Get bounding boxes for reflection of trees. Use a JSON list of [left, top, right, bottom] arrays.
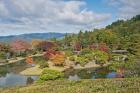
[[94, 67, 109, 78], [65, 67, 110, 79], [64, 69, 75, 78], [0, 67, 9, 77], [77, 69, 94, 79], [26, 77, 34, 85], [8, 62, 28, 74]]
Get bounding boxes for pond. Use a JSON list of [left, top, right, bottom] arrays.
[[0, 61, 39, 88], [0, 61, 121, 88]]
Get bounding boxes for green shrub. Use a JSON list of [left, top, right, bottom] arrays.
[[0, 67, 8, 77], [33, 56, 49, 68], [65, 50, 73, 57], [84, 54, 94, 61], [33, 56, 47, 62], [109, 61, 125, 71], [76, 56, 88, 66], [38, 69, 64, 82], [94, 50, 109, 66], [0, 52, 6, 59], [80, 48, 92, 55], [69, 56, 75, 61], [39, 62, 49, 69]]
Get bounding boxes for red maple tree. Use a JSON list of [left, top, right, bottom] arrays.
[[10, 39, 31, 52]]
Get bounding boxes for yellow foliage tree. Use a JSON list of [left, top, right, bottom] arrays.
[[31, 39, 42, 49], [50, 52, 65, 66]]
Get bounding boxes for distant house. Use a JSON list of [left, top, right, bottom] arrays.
[[112, 50, 128, 54], [112, 50, 128, 62], [73, 51, 81, 55]]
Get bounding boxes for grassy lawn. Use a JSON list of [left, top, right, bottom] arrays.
[[20, 65, 43, 75], [1, 78, 140, 93]]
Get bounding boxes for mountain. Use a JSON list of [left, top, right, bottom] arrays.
[[0, 32, 66, 42]]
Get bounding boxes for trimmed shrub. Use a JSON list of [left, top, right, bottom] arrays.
[[69, 56, 75, 61], [80, 48, 92, 55], [0, 52, 6, 60], [38, 69, 64, 82], [94, 50, 109, 66], [65, 50, 73, 57], [39, 62, 49, 69], [76, 56, 88, 66]]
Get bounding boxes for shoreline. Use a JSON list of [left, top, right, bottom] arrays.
[[0, 54, 43, 66], [20, 63, 109, 76]]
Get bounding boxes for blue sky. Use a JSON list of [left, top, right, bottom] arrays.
[[0, 0, 140, 36]]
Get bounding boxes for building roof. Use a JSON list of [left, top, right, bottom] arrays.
[[112, 50, 128, 53]]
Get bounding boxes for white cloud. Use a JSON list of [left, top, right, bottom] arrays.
[[107, 0, 140, 19], [0, 1, 9, 17], [0, 0, 111, 36]]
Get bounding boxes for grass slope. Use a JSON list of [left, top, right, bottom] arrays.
[[1, 78, 140, 93]]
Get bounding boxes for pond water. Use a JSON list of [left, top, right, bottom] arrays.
[[0, 61, 120, 88], [0, 61, 39, 88], [65, 67, 119, 80]]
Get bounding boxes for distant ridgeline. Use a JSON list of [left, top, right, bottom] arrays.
[[0, 33, 66, 42]]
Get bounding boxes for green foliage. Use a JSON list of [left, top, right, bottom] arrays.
[[109, 61, 125, 71], [109, 55, 140, 78], [80, 48, 92, 55], [84, 53, 94, 61], [94, 50, 109, 66], [39, 61, 49, 69], [38, 69, 64, 82], [33, 56, 48, 68], [60, 15, 140, 56], [65, 50, 73, 57], [0, 52, 6, 59], [69, 56, 75, 61], [75, 56, 88, 66], [0, 67, 8, 77]]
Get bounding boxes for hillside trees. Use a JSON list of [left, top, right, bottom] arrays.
[[11, 39, 31, 52], [31, 39, 42, 51], [10, 39, 31, 56], [37, 41, 56, 51]]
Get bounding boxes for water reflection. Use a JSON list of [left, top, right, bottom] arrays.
[[65, 67, 119, 80], [69, 75, 80, 80], [107, 72, 117, 78], [0, 67, 9, 77], [0, 73, 38, 87], [26, 77, 34, 85], [0, 61, 38, 88]]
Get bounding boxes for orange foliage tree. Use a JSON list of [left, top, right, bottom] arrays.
[[44, 50, 65, 66], [26, 56, 34, 64], [50, 52, 65, 66], [38, 41, 57, 51]]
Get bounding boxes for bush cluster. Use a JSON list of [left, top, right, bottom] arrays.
[[38, 69, 64, 83]]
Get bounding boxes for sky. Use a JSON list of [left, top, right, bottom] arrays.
[[0, 0, 140, 36]]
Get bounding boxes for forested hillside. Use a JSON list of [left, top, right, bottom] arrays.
[[62, 15, 140, 56]]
